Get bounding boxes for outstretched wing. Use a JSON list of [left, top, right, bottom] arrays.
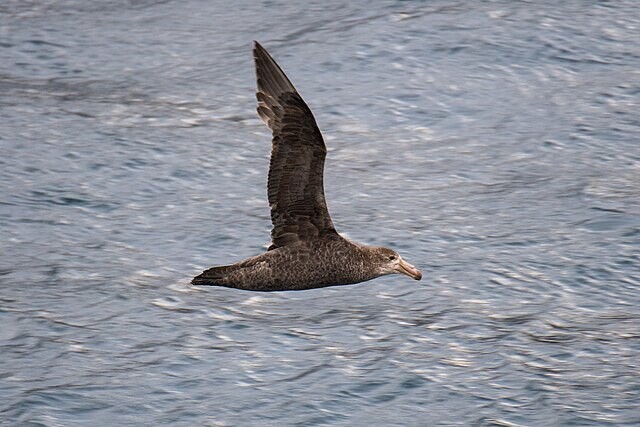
[[253, 41, 338, 248]]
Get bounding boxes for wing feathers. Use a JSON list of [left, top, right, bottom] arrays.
[[254, 42, 297, 96], [253, 41, 337, 248]]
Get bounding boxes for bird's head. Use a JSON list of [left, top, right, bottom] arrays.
[[372, 247, 422, 281]]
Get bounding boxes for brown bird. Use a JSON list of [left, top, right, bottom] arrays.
[[192, 41, 421, 291]]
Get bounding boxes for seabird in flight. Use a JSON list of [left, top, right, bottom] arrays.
[[192, 41, 421, 291]]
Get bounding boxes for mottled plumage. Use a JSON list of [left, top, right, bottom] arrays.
[[192, 41, 421, 291]]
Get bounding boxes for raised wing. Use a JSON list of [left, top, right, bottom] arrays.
[[253, 41, 337, 248]]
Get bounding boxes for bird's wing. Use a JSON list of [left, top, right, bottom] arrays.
[[253, 41, 338, 248]]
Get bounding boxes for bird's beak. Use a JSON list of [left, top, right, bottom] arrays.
[[396, 258, 422, 281]]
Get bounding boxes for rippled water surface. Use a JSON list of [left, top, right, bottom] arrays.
[[2, 1, 640, 425]]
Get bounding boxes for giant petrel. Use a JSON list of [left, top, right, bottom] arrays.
[[192, 42, 421, 291]]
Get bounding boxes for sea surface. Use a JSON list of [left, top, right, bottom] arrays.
[[1, 1, 639, 425]]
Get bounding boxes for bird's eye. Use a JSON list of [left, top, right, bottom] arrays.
[[389, 255, 396, 261]]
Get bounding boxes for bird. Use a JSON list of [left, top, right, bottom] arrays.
[[191, 41, 421, 291]]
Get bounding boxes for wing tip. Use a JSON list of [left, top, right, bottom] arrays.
[[253, 41, 297, 96], [253, 40, 267, 60]]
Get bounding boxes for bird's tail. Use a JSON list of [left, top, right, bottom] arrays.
[[191, 264, 236, 286]]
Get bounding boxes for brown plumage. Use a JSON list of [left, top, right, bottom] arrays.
[[192, 41, 421, 291]]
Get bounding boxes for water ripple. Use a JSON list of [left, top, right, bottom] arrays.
[[1, 0, 639, 425]]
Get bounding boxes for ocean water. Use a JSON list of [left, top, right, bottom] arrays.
[[1, 1, 639, 425]]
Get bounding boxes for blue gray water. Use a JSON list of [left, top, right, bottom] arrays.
[[2, 1, 639, 425]]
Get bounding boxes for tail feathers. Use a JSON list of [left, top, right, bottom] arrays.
[[191, 265, 236, 286]]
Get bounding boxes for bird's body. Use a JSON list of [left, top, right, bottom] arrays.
[[192, 42, 421, 291], [194, 238, 395, 291]]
